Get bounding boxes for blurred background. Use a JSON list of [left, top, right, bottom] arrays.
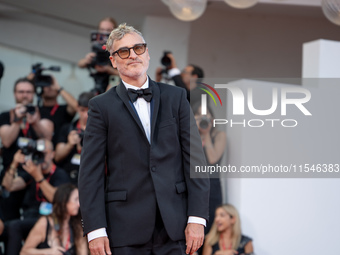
[[1, 0, 340, 108]]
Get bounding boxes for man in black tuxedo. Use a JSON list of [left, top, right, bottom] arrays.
[[78, 23, 210, 255]]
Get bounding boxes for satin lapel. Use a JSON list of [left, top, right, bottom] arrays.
[[149, 80, 160, 143], [116, 82, 146, 137]]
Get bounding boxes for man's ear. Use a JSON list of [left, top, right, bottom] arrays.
[[109, 56, 117, 68]]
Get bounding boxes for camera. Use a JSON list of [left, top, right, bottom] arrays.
[[159, 51, 172, 79], [91, 43, 110, 67], [90, 72, 110, 95], [24, 104, 36, 115], [17, 137, 46, 165], [88, 31, 111, 94], [75, 128, 85, 146], [90, 31, 110, 67], [199, 116, 211, 130], [32, 63, 61, 87], [161, 51, 172, 67], [75, 128, 84, 141]]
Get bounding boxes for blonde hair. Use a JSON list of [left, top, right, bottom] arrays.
[[205, 204, 242, 250], [106, 23, 145, 53], [98, 17, 117, 30]]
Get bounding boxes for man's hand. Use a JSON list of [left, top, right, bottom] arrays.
[[85, 52, 96, 65], [49, 246, 66, 255], [185, 223, 204, 255], [88, 236, 111, 255], [22, 159, 43, 181], [14, 104, 27, 120], [26, 107, 40, 125], [50, 76, 61, 92], [68, 130, 81, 146], [13, 149, 26, 166], [166, 53, 177, 69]]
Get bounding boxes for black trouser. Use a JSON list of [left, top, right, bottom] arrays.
[[111, 207, 186, 255], [5, 218, 37, 255]]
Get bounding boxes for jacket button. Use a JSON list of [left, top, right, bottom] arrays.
[[151, 166, 156, 172]]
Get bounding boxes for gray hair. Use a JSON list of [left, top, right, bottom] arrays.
[[106, 23, 145, 53]]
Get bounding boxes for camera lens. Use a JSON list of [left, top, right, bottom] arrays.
[[31, 151, 45, 165], [199, 117, 210, 130], [25, 104, 36, 115], [161, 51, 171, 67]]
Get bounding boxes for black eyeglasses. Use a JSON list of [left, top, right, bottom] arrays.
[[111, 43, 147, 59]]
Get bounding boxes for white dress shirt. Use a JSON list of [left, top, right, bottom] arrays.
[[123, 78, 151, 143]]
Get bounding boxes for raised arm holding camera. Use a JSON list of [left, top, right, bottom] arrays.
[[0, 78, 53, 174], [78, 17, 119, 94], [27, 64, 78, 146], [55, 92, 95, 185], [78, 17, 117, 71], [0, 78, 53, 149], [155, 52, 205, 106], [38, 75, 78, 146]]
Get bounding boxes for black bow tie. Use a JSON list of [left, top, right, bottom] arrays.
[[127, 87, 153, 102]]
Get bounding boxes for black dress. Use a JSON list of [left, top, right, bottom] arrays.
[[212, 235, 252, 254], [37, 217, 76, 255]]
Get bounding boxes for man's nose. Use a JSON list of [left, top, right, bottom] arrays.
[[128, 48, 138, 59]]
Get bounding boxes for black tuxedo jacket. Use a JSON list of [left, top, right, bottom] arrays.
[[78, 78, 209, 247]]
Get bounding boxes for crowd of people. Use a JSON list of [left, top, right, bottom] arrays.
[[0, 74, 94, 254], [0, 20, 254, 255]]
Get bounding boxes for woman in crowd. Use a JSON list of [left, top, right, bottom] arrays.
[[193, 102, 227, 234], [202, 204, 254, 255], [20, 183, 87, 255]]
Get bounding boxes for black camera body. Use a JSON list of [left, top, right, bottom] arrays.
[[32, 63, 61, 87], [88, 31, 112, 94], [90, 31, 110, 67], [24, 104, 36, 115], [17, 137, 46, 165], [199, 116, 211, 130], [74, 127, 84, 140], [161, 51, 172, 67], [91, 43, 110, 67], [75, 128, 85, 147]]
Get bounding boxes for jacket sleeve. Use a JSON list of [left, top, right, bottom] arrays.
[[78, 98, 108, 235], [178, 88, 210, 221]]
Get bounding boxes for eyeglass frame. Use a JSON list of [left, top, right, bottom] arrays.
[[111, 43, 147, 59]]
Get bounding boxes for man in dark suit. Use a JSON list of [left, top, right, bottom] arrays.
[[78, 23, 210, 255]]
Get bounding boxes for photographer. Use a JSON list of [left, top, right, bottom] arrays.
[[37, 75, 78, 146], [193, 102, 226, 238], [1, 139, 70, 255], [155, 53, 205, 106], [78, 17, 119, 93], [54, 92, 95, 185], [78, 17, 117, 72], [0, 78, 53, 222]]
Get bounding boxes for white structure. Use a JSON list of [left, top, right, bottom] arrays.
[[221, 39, 340, 255]]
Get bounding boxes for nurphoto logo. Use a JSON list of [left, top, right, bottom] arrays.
[[199, 82, 312, 128]]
